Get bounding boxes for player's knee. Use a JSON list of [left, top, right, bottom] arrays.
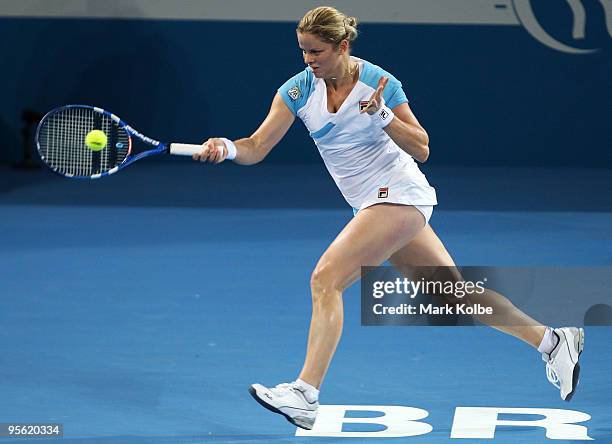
[[310, 264, 343, 301]]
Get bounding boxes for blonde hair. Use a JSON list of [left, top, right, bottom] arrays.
[[297, 6, 358, 47]]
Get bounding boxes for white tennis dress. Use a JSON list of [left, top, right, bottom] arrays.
[[279, 56, 437, 219]]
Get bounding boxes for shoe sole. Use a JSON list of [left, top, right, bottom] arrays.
[[564, 327, 584, 402], [248, 386, 313, 430]]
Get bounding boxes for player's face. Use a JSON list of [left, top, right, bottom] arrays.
[[297, 32, 345, 78]]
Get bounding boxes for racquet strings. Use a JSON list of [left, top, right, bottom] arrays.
[[38, 107, 130, 177]]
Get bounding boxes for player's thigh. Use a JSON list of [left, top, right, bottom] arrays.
[[313, 204, 426, 291], [388, 224, 464, 285], [390, 224, 455, 267]]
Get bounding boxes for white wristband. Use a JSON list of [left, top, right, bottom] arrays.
[[372, 105, 394, 129], [219, 137, 237, 160]]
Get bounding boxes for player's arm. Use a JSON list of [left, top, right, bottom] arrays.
[[383, 103, 430, 163], [361, 76, 430, 163], [193, 93, 295, 165]]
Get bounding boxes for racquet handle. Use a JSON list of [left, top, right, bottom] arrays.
[[169, 143, 204, 156], [169, 143, 225, 157]]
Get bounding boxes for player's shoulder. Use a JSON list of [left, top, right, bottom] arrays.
[[356, 57, 408, 108], [278, 67, 317, 115], [357, 57, 402, 89]]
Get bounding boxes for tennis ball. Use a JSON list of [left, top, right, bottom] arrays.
[[85, 130, 107, 151]]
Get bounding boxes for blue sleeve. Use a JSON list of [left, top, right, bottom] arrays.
[[360, 61, 409, 109], [278, 69, 315, 116], [384, 78, 408, 109]]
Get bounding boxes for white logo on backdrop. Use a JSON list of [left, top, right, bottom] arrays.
[[512, 0, 612, 54]]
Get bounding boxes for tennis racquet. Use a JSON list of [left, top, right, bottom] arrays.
[[35, 104, 208, 179]]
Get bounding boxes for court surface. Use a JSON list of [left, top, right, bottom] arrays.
[[1, 163, 611, 443]]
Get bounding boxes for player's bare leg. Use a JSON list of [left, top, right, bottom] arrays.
[[388, 224, 546, 346], [250, 204, 427, 429], [298, 204, 427, 387], [388, 225, 584, 400]]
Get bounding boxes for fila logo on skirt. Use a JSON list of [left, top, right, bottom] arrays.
[[378, 187, 389, 198]]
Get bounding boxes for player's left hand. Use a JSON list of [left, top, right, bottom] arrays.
[[360, 76, 389, 115]]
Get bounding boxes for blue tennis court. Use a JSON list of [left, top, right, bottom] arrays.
[[1, 163, 610, 443], [1, 1, 611, 441]]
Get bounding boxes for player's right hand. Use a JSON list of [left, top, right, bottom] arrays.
[[360, 76, 389, 115], [193, 138, 227, 163]]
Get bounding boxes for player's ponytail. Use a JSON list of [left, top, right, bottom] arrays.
[[343, 16, 358, 43]]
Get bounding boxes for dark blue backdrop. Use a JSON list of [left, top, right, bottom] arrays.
[[1, 16, 610, 167]]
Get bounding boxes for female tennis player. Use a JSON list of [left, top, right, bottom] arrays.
[[193, 6, 584, 430]]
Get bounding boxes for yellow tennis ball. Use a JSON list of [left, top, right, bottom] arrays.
[[85, 130, 107, 151]]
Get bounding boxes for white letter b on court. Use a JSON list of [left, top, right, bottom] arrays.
[[295, 405, 432, 438], [450, 407, 593, 440]]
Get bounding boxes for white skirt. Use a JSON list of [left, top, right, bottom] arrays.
[[351, 157, 437, 223]]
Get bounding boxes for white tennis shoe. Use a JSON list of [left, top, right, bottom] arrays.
[[542, 327, 584, 401], [249, 381, 318, 430]]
